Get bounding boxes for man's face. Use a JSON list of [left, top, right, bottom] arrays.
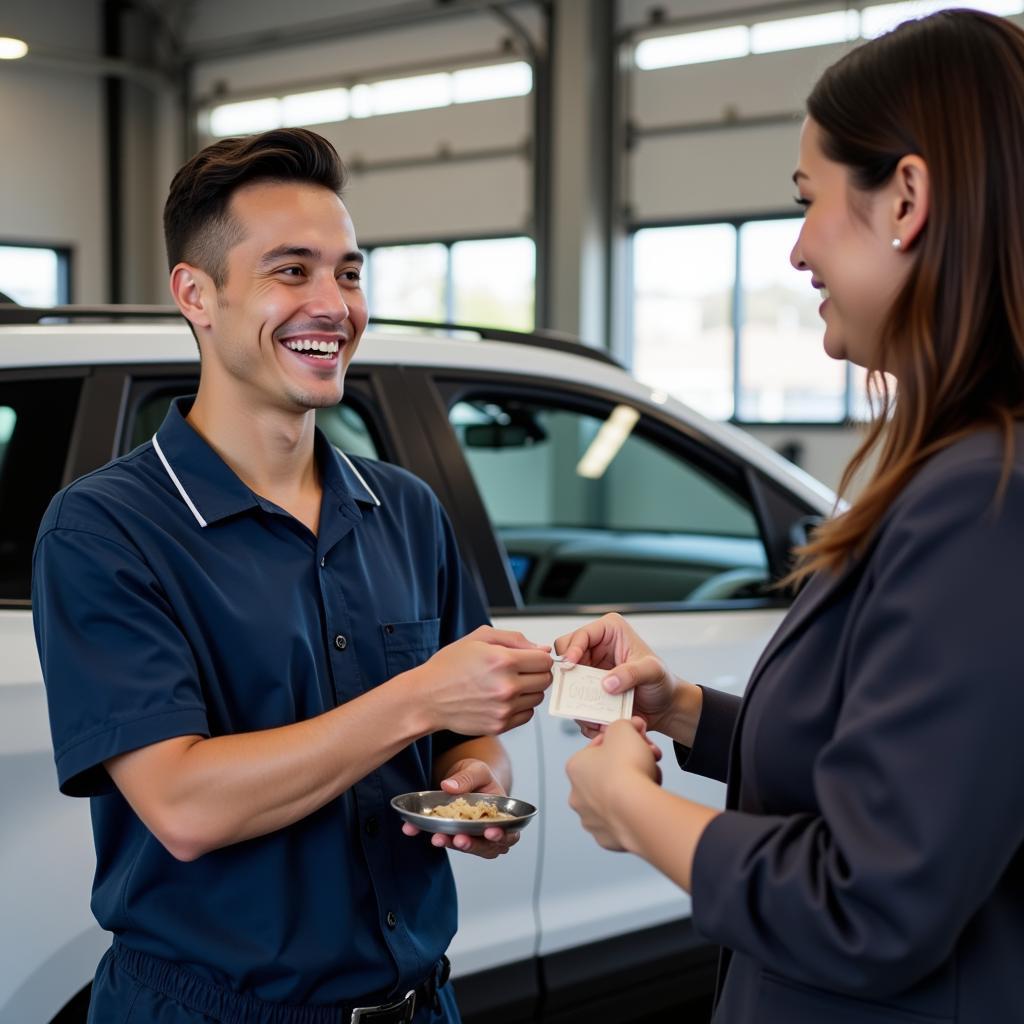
[[200, 181, 368, 413]]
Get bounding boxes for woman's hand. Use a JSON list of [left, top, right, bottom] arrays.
[[566, 718, 662, 851], [401, 757, 521, 859], [554, 613, 697, 741]]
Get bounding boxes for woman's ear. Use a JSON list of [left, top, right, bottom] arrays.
[[891, 154, 930, 250], [169, 263, 215, 332]]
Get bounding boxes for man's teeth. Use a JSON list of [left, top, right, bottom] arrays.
[[819, 287, 830, 300], [283, 338, 339, 357]]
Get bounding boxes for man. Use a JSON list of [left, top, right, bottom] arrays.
[[32, 128, 552, 1023]]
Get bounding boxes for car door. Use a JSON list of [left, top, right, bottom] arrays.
[[418, 371, 816, 974]]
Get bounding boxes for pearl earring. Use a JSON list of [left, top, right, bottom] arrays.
[[891, 238, 902, 249]]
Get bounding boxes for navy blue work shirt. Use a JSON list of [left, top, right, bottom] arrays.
[[32, 397, 489, 1006]]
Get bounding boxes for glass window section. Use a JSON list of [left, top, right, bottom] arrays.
[[368, 243, 448, 323], [450, 394, 768, 606], [0, 378, 83, 601], [737, 218, 845, 422], [0, 245, 64, 306], [451, 237, 535, 331], [632, 224, 737, 420]]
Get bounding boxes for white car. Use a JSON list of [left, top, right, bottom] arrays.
[[0, 306, 834, 1024]]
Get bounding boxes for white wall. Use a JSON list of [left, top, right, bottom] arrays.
[[0, 0, 106, 302]]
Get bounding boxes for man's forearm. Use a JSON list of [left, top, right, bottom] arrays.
[[107, 670, 435, 861]]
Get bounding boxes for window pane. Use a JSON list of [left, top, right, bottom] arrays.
[[0, 379, 82, 600], [451, 237, 535, 331], [632, 225, 736, 420], [0, 245, 63, 306], [737, 219, 845, 421], [315, 403, 380, 460], [450, 394, 768, 606], [129, 386, 379, 462], [369, 244, 448, 323]]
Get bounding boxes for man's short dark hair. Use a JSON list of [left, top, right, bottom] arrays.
[[163, 128, 347, 287]]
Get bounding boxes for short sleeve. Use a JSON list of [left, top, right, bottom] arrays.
[[32, 525, 209, 797]]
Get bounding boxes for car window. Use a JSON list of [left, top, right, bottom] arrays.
[[127, 388, 381, 462], [0, 378, 83, 602], [449, 394, 770, 606]]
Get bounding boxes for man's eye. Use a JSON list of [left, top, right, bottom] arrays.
[[340, 270, 362, 282], [279, 266, 304, 277]]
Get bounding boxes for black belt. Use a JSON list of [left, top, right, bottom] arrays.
[[348, 956, 450, 1024]]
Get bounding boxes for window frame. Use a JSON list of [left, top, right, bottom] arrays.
[[0, 240, 73, 305], [629, 210, 856, 427]]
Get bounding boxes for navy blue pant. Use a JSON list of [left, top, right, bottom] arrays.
[[87, 944, 461, 1024]]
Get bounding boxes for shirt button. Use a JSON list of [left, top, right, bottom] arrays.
[[320, 556, 326, 568], [384, 624, 395, 635], [364, 816, 379, 837], [334, 634, 348, 651], [386, 910, 398, 929]]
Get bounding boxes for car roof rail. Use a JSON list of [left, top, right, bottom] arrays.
[[0, 304, 622, 368], [0, 303, 182, 324], [366, 317, 622, 367]]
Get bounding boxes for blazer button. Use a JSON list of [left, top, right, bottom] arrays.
[[334, 634, 348, 651], [386, 910, 398, 929]]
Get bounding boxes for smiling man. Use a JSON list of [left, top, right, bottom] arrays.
[[32, 128, 552, 1024]]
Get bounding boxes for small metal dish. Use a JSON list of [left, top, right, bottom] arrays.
[[390, 791, 538, 836]]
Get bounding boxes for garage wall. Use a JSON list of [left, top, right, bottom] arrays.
[[0, 0, 106, 303]]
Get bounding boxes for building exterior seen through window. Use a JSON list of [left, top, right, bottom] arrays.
[[366, 236, 535, 333], [632, 217, 865, 424], [0, 244, 70, 306]]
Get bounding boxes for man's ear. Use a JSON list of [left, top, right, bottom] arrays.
[[891, 154, 929, 250], [169, 263, 215, 331]]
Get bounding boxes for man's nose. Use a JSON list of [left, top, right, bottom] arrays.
[[307, 272, 349, 321]]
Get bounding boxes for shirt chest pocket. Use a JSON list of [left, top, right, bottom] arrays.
[[381, 618, 442, 676]]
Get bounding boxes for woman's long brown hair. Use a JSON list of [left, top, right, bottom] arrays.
[[790, 10, 1024, 583]]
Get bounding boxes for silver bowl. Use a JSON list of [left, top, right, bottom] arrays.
[[390, 791, 538, 836]]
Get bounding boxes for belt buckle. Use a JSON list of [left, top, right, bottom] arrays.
[[349, 989, 416, 1023]]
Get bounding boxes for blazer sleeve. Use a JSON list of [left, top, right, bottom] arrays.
[[690, 456, 1024, 997], [674, 685, 741, 783]]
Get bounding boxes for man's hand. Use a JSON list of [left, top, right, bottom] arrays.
[[402, 757, 521, 860], [413, 626, 553, 736]]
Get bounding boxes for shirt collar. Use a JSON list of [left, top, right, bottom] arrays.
[[152, 397, 381, 529]]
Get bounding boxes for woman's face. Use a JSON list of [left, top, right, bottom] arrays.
[[790, 118, 911, 369]]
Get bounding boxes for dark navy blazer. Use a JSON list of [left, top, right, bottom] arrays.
[[32, 398, 489, 1007], [680, 425, 1024, 1023]]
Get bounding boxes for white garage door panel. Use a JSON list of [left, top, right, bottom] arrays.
[[629, 122, 801, 222], [346, 157, 530, 243], [315, 99, 529, 166]]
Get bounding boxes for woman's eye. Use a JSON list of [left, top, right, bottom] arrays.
[[793, 196, 811, 212]]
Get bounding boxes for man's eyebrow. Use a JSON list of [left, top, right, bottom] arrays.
[[258, 245, 365, 266]]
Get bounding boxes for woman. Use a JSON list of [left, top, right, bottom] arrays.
[[558, 10, 1024, 1023]]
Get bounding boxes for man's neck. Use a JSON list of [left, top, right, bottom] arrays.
[[186, 383, 320, 503]]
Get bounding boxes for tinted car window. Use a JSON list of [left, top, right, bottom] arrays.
[[0, 378, 83, 601], [450, 395, 769, 606], [128, 388, 380, 461]]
